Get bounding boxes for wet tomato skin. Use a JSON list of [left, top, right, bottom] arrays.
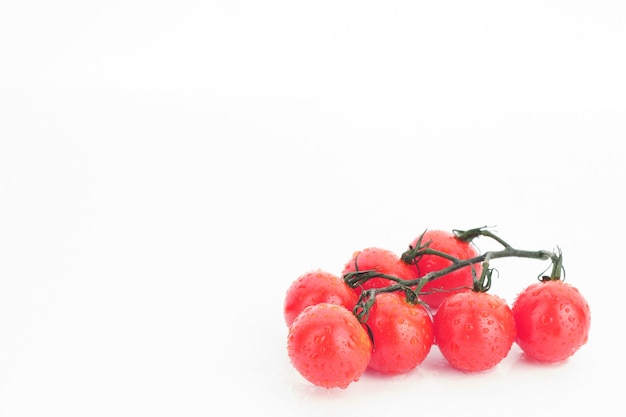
[[407, 230, 481, 309], [434, 291, 516, 372], [283, 269, 358, 327], [365, 292, 434, 375], [287, 303, 372, 389], [512, 280, 591, 363], [342, 247, 415, 295]]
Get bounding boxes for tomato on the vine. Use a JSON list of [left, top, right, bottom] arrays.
[[287, 303, 372, 389], [404, 230, 481, 309], [284, 226, 588, 388], [342, 247, 415, 295], [283, 269, 358, 327], [512, 279, 591, 363], [364, 292, 434, 375], [433, 291, 516, 372]]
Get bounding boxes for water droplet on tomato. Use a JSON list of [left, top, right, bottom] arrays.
[[347, 335, 359, 349]]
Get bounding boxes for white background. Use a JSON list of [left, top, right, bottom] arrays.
[[1, 1, 624, 416]]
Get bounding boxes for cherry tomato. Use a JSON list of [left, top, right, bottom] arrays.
[[283, 269, 359, 327], [365, 292, 434, 375], [342, 247, 415, 295], [406, 230, 481, 309], [433, 291, 516, 372], [512, 279, 591, 363], [287, 303, 372, 389]]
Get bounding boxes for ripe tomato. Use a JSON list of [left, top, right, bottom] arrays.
[[342, 247, 415, 295], [283, 269, 358, 327], [512, 279, 591, 363], [365, 292, 434, 375], [405, 230, 481, 309], [287, 303, 372, 389], [433, 291, 516, 372]]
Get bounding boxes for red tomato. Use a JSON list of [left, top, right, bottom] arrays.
[[283, 269, 358, 327], [512, 279, 591, 363], [365, 292, 434, 375], [405, 230, 481, 309], [434, 291, 516, 372], [287, 303, 372, 389], [342, 247, 415, 295]]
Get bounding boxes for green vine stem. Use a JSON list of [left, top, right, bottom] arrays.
[[344, 226, 564, 321]]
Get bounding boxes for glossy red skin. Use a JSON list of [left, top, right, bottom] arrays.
[[365, 292, 434, 375], [342, 247, 416, 295], [283, 269, 359, 327], [512, 280, 591, 363], [287, 303, 372, 389], [408, 230, 481, 309], [434, 291, 516, 372]]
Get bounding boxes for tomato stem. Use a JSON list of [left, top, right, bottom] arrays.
[[348, 227, 564, 321], [453, 226, 513, 248], [542, 247, 564, 281]]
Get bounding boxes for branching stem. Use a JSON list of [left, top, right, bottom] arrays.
[[345, 226, 564, 320]]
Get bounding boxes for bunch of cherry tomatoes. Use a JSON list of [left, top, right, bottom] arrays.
[[283, 227, 591, 389]]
